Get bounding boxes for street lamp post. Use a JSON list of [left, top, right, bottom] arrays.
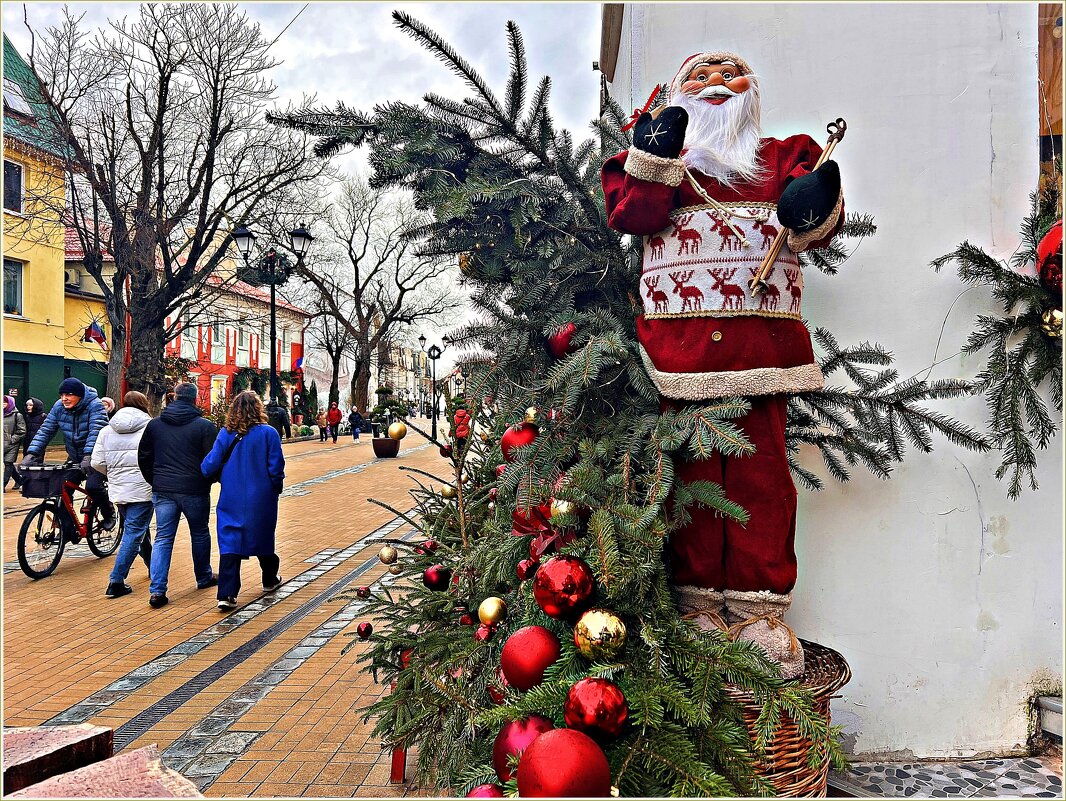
[[418, 333, 446, 441], [231, 223, 314, 426]]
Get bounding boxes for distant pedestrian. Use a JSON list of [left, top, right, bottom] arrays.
[[348, 408, 364, 442], [326, 402, 342, 444], [137, 382, 219, 609], [202, 391, 284, 611], [22, 397, 46, 459], [316, 409, 328, 441], [3, 396, 26, 491], [101, 396, 117, 419], [453, 405, 471, 454], [92, 392, 154, 598]]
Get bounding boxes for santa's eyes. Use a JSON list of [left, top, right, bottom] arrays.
[[722, 71, 735, 80], [693, 70, 735, 82]]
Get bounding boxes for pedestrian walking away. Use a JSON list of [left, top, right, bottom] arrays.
[[3, 395, 26, 491], [137, 382, 219, 608], [91, 392, 155, 598], [316, 409, 328, 442], [21, 378, 116, 530], [327, 401, 342, 444], [348, 407, 364, 442], [201, 391, 285, 611]]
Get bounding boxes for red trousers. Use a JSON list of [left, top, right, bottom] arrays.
[[669, 395, 798, 595]]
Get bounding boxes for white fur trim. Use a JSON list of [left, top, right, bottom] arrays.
[[639, 346, 824, 399], [723, 589, 792, 605], [624, 148, 686, 187], [787, 188, 844, 253]]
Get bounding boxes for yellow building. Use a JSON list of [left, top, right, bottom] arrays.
[[3, 34, 84, 403]]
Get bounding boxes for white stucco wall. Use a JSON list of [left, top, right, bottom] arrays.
[[606, 3, 1062, 759]]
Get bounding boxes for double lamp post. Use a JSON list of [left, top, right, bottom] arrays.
[[231, 223, 313, 423]]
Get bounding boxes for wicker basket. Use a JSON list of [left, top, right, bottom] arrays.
[[725, 640, 851, 798]]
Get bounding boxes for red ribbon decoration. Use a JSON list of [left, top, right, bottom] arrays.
[[621, 84, 665, 132]]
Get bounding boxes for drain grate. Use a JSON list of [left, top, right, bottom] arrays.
[[111, 528, 416, 752]]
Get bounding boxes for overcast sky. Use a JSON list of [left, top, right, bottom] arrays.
[[3, 2, 602, 365]]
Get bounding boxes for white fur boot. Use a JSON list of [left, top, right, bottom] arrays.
[[676, 585, 730, 633], [724, 590, 805, 680]]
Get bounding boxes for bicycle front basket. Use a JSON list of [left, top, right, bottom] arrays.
[[18, 465, 71, 499]]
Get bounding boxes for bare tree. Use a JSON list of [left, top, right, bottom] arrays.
[[297, 175, 464, 411], [21, 4, 331, 404]]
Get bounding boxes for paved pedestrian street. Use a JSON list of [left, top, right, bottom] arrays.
[[2, 438, 443, 797]]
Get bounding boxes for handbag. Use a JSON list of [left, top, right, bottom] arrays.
[[206, 432, 243, 483]]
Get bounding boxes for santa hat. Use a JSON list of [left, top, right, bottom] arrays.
[[669, 51, 755, 99]]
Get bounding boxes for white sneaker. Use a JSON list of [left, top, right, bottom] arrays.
[[217, 597, 237, 611]]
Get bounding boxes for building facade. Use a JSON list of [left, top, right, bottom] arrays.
[[3, 34, 73, 402]]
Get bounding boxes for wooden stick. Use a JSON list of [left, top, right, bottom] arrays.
[[750, 119, 847, 297]]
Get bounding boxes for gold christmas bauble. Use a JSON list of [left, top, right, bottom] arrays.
[[479, 431, 490, 442], [388, 564, 403, 575], [574, 608, 627, 661], [378, 545, 398, 565], [478, 596, 508, 625], [388, 422, 408, 440], [524, 406, 538, 424], [441, 485, 458, 499], [1040, 308, 1063, 338], [550, 499, 574, 519]]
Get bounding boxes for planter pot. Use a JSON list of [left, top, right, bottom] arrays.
[[292, 413, 303, 425], [372, 437, 401, 458]]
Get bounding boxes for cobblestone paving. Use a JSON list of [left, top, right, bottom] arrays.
[[3, 436, 443, 797], [833, 756, 1063, 798]]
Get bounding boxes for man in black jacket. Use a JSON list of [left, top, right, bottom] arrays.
[[137, 383, 218, 608]]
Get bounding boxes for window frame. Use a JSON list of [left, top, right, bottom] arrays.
[[3, 257, 24, 316], [4, 158, 25, 215]]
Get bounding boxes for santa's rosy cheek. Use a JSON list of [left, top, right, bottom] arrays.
[[680, 79, 706, 96], [725, 76, 750, 93]]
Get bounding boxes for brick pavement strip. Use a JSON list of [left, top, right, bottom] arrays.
[[2, 437, 447, 797]]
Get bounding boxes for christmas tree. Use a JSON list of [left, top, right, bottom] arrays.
[[274, 15, 989, 796]]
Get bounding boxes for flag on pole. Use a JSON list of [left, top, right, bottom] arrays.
[[84, 319, 108, 350]]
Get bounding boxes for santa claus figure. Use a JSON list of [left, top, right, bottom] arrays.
[[601, 52, 844, 678]]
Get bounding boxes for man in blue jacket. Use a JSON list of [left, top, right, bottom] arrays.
[[137, 382, 218, 609], [22, 378, 116, 532]]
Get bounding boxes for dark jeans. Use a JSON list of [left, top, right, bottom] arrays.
[[218, 552, 280, 600], [319, 426, 328, 442], [109, 501, 154, 584], [150, 492, 214, 596], [3, 462, 21, 489]]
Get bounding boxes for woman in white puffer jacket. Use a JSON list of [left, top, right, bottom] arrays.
[[91, 391, 155, 598]]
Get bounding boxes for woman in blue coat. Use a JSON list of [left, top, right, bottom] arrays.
[[201, 391, 285, 611]]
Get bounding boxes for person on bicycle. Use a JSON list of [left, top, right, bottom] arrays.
[[21, 378, 116, 531]]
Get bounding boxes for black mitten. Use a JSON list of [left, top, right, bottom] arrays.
[[632, 107, 688, 159], [778, 160, 841, 232]]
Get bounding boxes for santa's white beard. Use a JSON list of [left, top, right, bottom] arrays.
[[672, 84, 765, 188]]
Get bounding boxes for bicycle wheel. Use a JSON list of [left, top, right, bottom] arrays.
[[87, 504, 121, 557], [18, 502, 67, 579]]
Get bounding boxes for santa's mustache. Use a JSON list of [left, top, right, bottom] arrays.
[[691, 85, 738, 100]]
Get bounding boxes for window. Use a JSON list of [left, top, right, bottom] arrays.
[[181, 312, 196, 359], [4, 258, 23, 315], [3, 78, 33, 117], [260, 326, 269, 359], [281, 327, 290, 354], [4, 160, 24, 214], [211, 318, 225, 363]]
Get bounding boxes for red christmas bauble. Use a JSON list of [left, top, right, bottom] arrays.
[[516, 729, 611, 798], [511, 504, 553, 537], [440, 444, 454, 458], [500, 423, 538, 462], [422, 564, 452, 591], [475, 623, 494, 642], [422, 539, 439, 552], [547, 322, 579, 358], [356, 622, 373, 640], [564, 677, 629, 741], [532, 555, 595, 620], [491, 715, 555, 782], [459, 613, 475, 626], [466, 784, 505, 798], [400, 649, 413, 669], [1037, 220, 1063, 299], [516, 558, 539, 581], [495, 464, 507, 478], [356, 586, 371, 599], [489, 487, 498, 500], [488, 668, 510, 704], [500, 626, 561, 691]]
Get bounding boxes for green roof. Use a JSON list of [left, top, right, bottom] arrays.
[[3, 34, 68, 159]]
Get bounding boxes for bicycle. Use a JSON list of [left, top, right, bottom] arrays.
[[17, 463, 122, 580]]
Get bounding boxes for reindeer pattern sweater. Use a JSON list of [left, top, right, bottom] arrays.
[[601, 134, 843, 401]]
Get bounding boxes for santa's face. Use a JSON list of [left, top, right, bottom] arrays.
[[678, 62, 751, 106]]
